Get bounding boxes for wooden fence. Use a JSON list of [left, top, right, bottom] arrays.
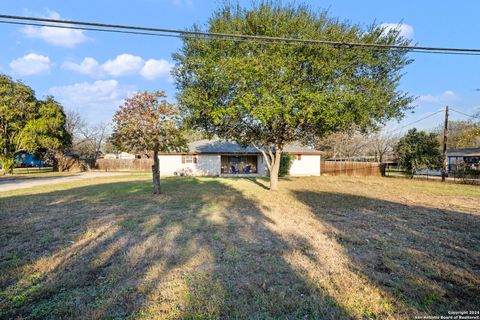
[[95, 159, 153, 171], [320, 160, 382, 177], [95, 158, 382, 177]]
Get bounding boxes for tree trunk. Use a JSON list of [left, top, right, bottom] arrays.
[[269, 150, 282, 191], [152, 148, 161, 194], [52, 151, 60, 172]]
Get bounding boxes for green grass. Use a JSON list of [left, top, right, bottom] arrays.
[[0, 175, 478, 319]]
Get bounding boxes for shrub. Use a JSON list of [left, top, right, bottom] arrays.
[[0, 156, 15, 175], [452, 162, 480, 183], [279, 153, 293, 177]]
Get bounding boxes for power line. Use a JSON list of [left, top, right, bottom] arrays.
[[2, 14, 480, 56], [0, 20, 183, 38], [449, 108, 480, 120], [0, 19, 416, 54], [389, 108, 479, 135], [0, 20, 411, 51], [389, 110, 444, 134], [3, 20, 480, 57]]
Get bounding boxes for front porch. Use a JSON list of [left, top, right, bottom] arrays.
[[220, 154, 259, 175]]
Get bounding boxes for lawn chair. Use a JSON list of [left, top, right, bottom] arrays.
[[231, 165, 239, 174], [244, 164, 251, 174]]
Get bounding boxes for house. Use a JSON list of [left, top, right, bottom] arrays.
[[103, 151, 138, 160], [447, 148, 480, 172], [157, 139, 322, 177]]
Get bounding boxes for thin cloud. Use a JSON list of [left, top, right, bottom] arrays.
[[63, 54, 174, 80], [48, 80, 135, 121], [381, 23, 414, 40], [62, 57, 100, 76], [9, 53, 52, 76], [20, 9, 89, 48], [140, 59, 172, 80], [417, 90, 457, 103], [103, 54, 144, 77], [172, 0, 193, 8]]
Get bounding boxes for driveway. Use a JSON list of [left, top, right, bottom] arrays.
[[0, 172, 129, 192]]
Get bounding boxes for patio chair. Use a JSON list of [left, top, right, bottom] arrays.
[[244, 164, 251, 174], [231, 165, 239, 174]]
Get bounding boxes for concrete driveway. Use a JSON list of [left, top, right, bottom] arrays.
[[0, 172, 129, 192]]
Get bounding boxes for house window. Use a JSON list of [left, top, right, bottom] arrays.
[[182, 155, 197, 164]]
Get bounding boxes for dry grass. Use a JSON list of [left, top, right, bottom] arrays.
[[0, 175, 478, 319], [0, 167, 74, 180]]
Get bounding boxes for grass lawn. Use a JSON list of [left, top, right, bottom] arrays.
[[0, 175, 478, 319], [0, 167, 75, 180]]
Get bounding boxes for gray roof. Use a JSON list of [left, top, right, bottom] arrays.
[[283, 143, 321, 153], [447, 148, 480, 157], [187, 139, 321, 154]]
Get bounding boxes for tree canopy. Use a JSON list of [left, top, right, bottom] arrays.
[[397, 128, 441, 177], [434, 118, 480, 149], [111, 91, 186, 194], [174, 1, 414, 190], [0, 75, 70, 174]]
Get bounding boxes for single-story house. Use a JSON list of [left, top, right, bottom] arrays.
[[447, 148, 480, 172], [157, 139, 322, 177]]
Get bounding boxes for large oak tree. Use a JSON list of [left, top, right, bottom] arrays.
[[0, 75, 70, 174], [174, 2, 414, 190], [111, 91, 186, 194]]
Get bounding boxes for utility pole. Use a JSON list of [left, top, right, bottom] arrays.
[[441, 106, 449, 182]]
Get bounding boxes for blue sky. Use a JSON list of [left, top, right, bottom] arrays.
[[0, 0, 479, 133]]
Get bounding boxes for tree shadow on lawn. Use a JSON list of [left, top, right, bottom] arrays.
[[292, 190, 480, 316], [234, 176, 293, 191], [0, 178, 350, 319]]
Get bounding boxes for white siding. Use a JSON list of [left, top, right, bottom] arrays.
[[196, 154, 221, 176], [159, 154, 321, 177], [159, 155, 183, 176], [289, 155, 321, 176], [158, 154, 221, 176], [258, 155, 268, 176]]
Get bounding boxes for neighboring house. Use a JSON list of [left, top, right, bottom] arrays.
[[157, 139, 322, 177], [412, 148, 480, 176], [447, 148, 480, 172], [103, 152, 138, 160]]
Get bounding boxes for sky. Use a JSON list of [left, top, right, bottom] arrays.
[[0, 0, 479, 134]]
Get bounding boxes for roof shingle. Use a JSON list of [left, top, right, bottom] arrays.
[[187, 139, 321, 154]]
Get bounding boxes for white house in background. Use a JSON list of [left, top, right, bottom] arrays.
[[104, 152, 137, 160], [156, 139, 322, 177]]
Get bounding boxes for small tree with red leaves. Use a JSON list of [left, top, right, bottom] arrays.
[[111, 91, 186, 194]]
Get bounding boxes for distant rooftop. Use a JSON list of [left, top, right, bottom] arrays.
[[447, 148, 480, 157], [187, 139, 322, 154]]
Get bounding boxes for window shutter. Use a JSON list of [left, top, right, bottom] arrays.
[[181, 155, 186, 164], [298, 154, 302, 160], [193, 155, 198, 164]]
